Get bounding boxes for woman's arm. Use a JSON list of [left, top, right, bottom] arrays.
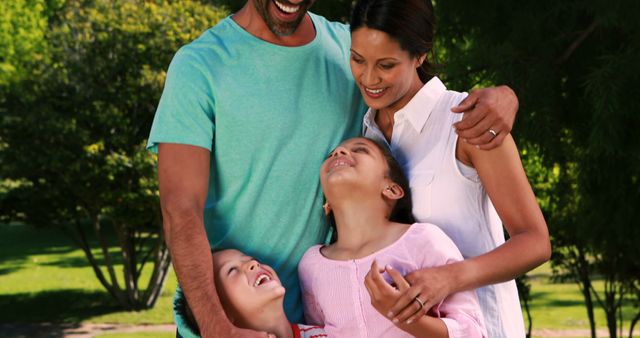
[[455, 133, 551, 285], [366, 261, 485, 338], [387, 134, 550, 323], [365, 262, 449, 338]]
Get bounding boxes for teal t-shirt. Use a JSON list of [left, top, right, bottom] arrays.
[[147, 13, 365, 332]]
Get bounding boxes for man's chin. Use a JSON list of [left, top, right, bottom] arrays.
[[268, 17, 304, 37]]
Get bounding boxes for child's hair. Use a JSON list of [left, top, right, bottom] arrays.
[[176, 248, 225, 335], [328, 138, 415, 242], [176, 288, 200, 335]]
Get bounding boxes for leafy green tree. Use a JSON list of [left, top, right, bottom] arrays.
[[0, 0, 49, 88], [436, 1, 640, 336], [1, 0, 227, 310]]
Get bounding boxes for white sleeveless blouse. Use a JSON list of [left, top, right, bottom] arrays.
[[363, 77, 526, 338]]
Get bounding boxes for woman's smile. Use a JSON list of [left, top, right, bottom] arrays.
[[364, 86, 388, 99]]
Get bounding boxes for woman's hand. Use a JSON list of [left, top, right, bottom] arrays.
[[386, 265, 455, 325], [365, 261, 426, 325], [451, 85, 518, 150]]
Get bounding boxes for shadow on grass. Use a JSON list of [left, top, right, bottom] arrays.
[[0, 267, 21, 276], [40, 256, 97, 269], [0, 224, 125, 272], [0, 224, 77, 264], [0, 289, 120, 324], [0, 322, 83, 338], [529, 290, 588, 308]]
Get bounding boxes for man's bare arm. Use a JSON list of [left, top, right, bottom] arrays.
[[158, 143, 268, 338]]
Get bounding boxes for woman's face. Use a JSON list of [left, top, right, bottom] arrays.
[[320, 137, 389, 196], [213, 249, 285, 326], [350, 27, 423, 113]]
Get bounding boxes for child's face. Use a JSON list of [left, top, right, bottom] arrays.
[[321, 137, 389, 194], [213, 249, 285, 324]]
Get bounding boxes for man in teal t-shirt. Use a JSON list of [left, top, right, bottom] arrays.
[[148, 1, 519, 337], [148, 1, 365, 337]]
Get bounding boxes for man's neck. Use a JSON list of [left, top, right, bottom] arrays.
[[232, 2, 316, 47]]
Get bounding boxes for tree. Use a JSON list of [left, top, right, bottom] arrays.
[[436, 0, 640, 336], [1, 0, 227, 310], [0, 0, 56, 88]]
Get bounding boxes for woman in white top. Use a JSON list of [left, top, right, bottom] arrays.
[[349, 0, 551, 336]]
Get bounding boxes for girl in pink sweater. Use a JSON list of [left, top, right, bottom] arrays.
[[298, 137, 486, 338]]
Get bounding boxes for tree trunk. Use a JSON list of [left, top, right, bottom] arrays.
[[603, 280, 618, 338], [72, 222, 129, 307], [143, 240, 171, 308], [523, 295, 532, 338], [517, 275, 533, 338], [115, 224, 139, 310], [70, 218, 170, 311], [606, 309, 617, 338], [629, 310, 640, 338], [581, 277, 597, 338], [576, 247, 597, 338], [93, 216, 122, 293]]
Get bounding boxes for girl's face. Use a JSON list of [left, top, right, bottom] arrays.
[[320, 138, 389, 195], [350, 27, 424, 113], [213, 249, 285, 326]]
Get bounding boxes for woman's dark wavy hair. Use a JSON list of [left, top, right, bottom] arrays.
[[350, 0, 437, 83], [328, 138, 415, 243]]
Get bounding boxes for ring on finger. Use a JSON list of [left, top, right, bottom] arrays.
[[488, 129, 498, 138], [413, 296, 425, 310]]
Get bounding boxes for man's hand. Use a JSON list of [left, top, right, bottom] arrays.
[[451, 85, 519, 150]]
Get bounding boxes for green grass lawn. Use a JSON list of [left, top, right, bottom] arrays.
[[0, 223, 176, 324], [0, 223, 637, 336], [527, 263, 636, 332]]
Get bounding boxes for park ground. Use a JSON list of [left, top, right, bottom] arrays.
[[0, 224, 636, 338]]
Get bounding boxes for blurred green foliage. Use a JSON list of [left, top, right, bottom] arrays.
[[0, 0, 46, 87], [436, 1, 640, 336], [0, 0, 227, 310]]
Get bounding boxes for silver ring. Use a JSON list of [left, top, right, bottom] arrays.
[[488, 129, 498, 138], [413, 296, 425, 310]]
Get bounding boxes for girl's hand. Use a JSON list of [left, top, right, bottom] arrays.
[[364, 261, 425, 325], [386, 265, 454, 325]]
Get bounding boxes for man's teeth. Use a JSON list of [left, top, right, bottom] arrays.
[[274, 0, 300, 14], [366, 87, 384, 94], [254, 275, 271, 287]]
